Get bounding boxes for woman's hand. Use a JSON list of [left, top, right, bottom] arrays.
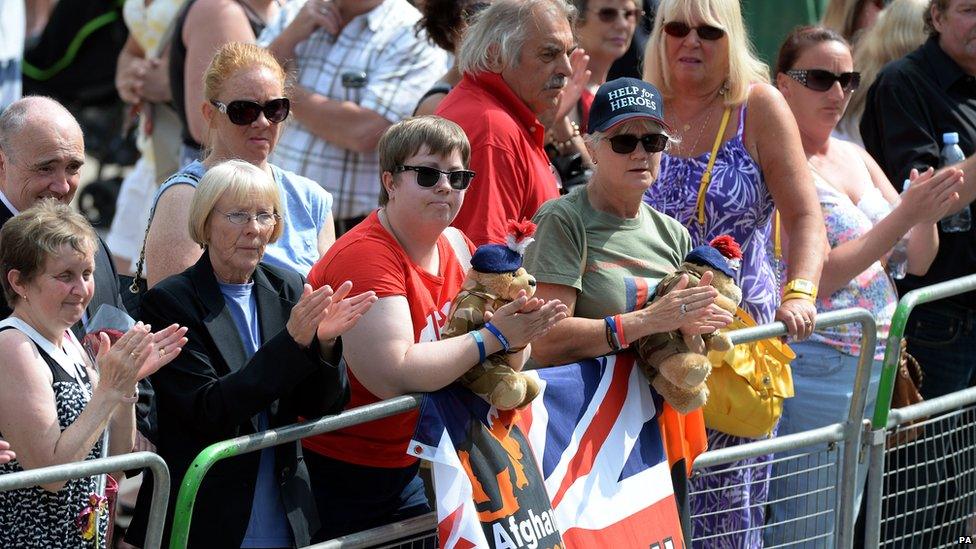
[[95, 323, 155, 401], [638, 274, 720, 335], [0, 439, 14, 465], [136, 323, 189, 380], [776, 298, 816, 340], [315, 281, 378, 342], [116, 51, 150, 105], [901, 166, 964, 225], [487, 291, 569, 351]]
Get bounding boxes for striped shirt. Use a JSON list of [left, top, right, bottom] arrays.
[[258, 0, 450, 219]]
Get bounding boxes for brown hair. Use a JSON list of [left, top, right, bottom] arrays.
[[376, 116, 471, 206], [924, 0, 951, 36], [775, 25, 851, 76], [0, 200, 97, 306], [417, 0, 490, 53]]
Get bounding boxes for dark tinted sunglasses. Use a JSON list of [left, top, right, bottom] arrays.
[[393, 165, 476, 190], [210, 98, 290, 125], [785, 69, 861, 92], [608, 133, 669, 154], [662, 21, 726, 41], [592, 7, 643, 23]]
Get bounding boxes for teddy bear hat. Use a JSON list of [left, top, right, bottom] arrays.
[[470, 219, 537, 273], [685, 235, 743, 278]]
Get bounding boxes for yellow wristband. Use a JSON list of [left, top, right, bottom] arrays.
[[784, 278, 818, 299], [782, 292, 816, 303]]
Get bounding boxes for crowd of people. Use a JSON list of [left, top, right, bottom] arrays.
[[0, 0, 974, 547]]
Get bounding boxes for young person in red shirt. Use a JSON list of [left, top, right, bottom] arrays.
[[304, 115, 569, 541]]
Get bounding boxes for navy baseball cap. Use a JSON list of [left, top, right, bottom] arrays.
[[587, 77, 670, 134]]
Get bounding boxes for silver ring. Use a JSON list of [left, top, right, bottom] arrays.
[[679, 303, 688, 315], [804, 319, 813, 326]]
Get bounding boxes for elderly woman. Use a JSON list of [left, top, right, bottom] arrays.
[[641, 0, 828, 543], [524, 77, 731, 542], [767, 25, 962, 545], [145, 42, 334, 287], [0, 201, 186, 548], [301, 115, 569, 542], [127, 161, 374, 547]]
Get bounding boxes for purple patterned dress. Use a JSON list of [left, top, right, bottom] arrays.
[[644, 103, 777, 548]]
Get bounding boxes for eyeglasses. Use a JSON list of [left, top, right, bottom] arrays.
[[608, 133, 669, 154], [662, 21, 726, 41], [217, 210, 281, 226], [785, 69, 861, 93], [393, 165, 476, 190], [209, 98, 290, 125], [591, 7, 643, 23]]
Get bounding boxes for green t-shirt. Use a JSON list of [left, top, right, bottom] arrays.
[[524, 186, 692, 320]]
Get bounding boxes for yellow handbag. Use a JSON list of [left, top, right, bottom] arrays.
[[703, 308, 795, 438]]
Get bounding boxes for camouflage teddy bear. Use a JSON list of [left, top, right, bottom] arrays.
[[441, 220, 541, 410], [635, 236, 743, 413]]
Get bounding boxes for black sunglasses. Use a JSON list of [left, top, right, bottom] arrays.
[[591, 7, 643, 23], [393, 165, 476, 190], [662, 21, 726, 41], [608, 133, 669, 154], [210, 98, 290, 125], [785, 69, 861, 93]]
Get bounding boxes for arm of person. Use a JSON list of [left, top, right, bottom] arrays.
[[141, 286, 328, 439], [530, 283, 608, 365], [0, 332, 127, 491], [145, 184, 202, 287], [181, 0, 257, 145], [289, 85, 393, 154], [116, 35, 149, 105], [318, 212, 336, 256]]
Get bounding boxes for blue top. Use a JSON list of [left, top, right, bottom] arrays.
[[157, 160, 333, 275], [218, 281, 294, 547]]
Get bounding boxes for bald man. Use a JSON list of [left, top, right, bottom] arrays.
[[0, 96, 126, 327]]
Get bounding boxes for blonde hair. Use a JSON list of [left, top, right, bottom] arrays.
[[643, 0, 769, 107], [188, 160, 284, 247], [821, 0, 864, 42], [377, 116, 471, 206], [0, 199, 96, 305], [839, 0, 927, 138]]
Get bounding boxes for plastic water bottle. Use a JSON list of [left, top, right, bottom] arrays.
[[938, 132, 971, 232], [888, 179, 911, 280]]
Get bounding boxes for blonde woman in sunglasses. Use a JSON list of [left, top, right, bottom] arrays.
[[144, 42, 336, 288]]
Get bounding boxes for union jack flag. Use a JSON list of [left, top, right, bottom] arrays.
[[409, 353, 686, 548]]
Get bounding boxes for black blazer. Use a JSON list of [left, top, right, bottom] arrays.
[[126, 252, 349, 548]]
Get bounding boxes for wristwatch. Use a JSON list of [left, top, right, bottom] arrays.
[[784, 278, 818, 299]]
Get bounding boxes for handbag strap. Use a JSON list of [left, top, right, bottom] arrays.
[[130, 171, 201, 292], [695, 107, 733, 227]]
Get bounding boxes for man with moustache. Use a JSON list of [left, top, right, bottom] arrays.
[[260, 0, 448, 234], [436, 0, 577, 246]]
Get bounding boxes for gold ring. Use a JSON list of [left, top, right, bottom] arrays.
[[130, 351, 138, 358]]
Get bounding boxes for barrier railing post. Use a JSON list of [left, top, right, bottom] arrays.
[[168, 394, 423, 549], [0, 452, 170, 549]]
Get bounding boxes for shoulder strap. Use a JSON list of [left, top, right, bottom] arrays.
[[131, 171, 202, 291], [695, 107, 733, 226], [443, 227, 472, 272]]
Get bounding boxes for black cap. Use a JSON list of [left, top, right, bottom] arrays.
[[587, 77, 670, 134]]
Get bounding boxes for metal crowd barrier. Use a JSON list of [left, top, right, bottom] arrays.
[[0, 451, 171, 549], [863, 274, 976, 548], [687, 307, 877, 549]]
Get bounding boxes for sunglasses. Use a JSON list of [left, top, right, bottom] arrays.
[[591, 7, 643, 23], [608, 133, 669, 154], [662, 21, 726, 41], [393, 165, 476, 190], [785, 69, 861, 93], [210, 98, 290, 125]]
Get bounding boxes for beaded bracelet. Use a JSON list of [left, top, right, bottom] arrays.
[[470, 330, 487, 363], [484, 322, 511, 352], [550, 120, 581, 151]]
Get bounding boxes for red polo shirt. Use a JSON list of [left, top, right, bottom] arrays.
[[436, 72, 559, 246]]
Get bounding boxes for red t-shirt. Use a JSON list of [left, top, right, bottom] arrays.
[[437, 72, 559, 246], [304, 211, 472, 467]]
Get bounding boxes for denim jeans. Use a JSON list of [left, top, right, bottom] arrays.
[[764, 341, 882, 547]]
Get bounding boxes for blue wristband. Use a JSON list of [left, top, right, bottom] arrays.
[[604, 316, 622, 352], [483, 322, 511, 352], [470, 330, 486, 363]]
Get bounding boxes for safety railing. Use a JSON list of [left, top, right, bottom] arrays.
[[307, 511, 437, 548], [688, 307, 877, 549], [168, 394, 423, 548], [0, 451, 170, 549], [862, 271, 976, 549]]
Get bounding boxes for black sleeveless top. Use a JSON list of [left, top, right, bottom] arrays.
[[0, 326, 106, 548], [169, 0, 268, 150]]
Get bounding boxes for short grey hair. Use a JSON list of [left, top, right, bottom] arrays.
[[456, 0, 577, 76], [0, 97, 79, 160]]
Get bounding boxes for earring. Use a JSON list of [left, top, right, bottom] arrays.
[[719, 81, 730, 96]]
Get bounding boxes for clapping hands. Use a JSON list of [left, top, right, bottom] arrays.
[[287, 281, 378, 348]]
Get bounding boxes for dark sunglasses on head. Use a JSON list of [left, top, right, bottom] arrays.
[[608, 133, 669, 154], [785, 69, 861, 93], [662, 21, 726, 41], [210, 98, 290, 125], [591, 7, 643, 23], [393, 165, 476, 190]]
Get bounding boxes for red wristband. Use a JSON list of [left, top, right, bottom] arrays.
[[613, 314, 628, 348]]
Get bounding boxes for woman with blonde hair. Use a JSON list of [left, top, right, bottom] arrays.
[[144, 42, 334, 288], [642, 0, 827, 544], [821, 0, 887, 44], [836, 0, 928, 144]]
